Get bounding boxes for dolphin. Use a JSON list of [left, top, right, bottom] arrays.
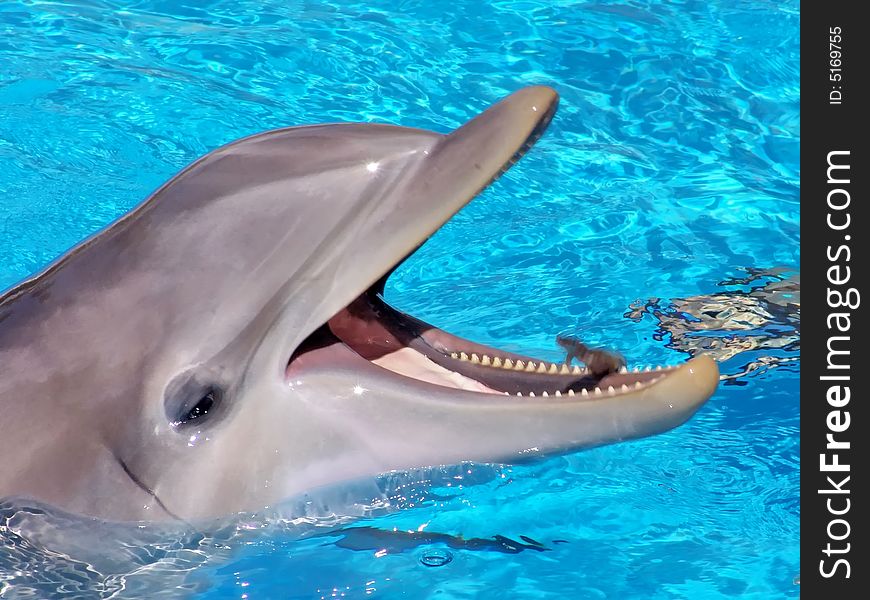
[[0, 86, 718, 522]]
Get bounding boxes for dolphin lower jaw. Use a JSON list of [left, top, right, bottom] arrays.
[[286, 284, 719, 431], [284, 310, 718, 472]]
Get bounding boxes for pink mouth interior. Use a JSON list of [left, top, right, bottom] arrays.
[[287, 286, 672, 398]]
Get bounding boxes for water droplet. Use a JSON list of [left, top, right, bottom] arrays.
[[419, 549, 453, 567]]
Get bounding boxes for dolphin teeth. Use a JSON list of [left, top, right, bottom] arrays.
[[607, 386, 615, 395], [594, 387, 602, 396], [655, 365, 662, 371], [568, 389, 575, 397], [529, 391, 536, 397], [644, 366, 652, 372], [516, 391, 522, 396], [471, 353, 480, 363], [542, 391, 549, 397], [621, 384, 630, 392], [633, 366, 640, 372], [515, 360, 525, 370], [560, 364, 571, 374], [481, 355, 491, 366], [619, 366, 628, 373], [460, 352, 469, 361], [555, 390, 562, 396], [451, 352, 458, 359], [504, 359, 514, 369], [581, 388, 588, 397], [634, 381, 643, 389], [572, 365, 583, 374], [525, 361, 537, 372], [537, 362, 547, 373], [493, 357, 502, 368], [548, 363, 558, 374]]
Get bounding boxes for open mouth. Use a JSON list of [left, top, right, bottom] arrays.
[[284, 89, 679, 401], [287, 285, 677, 399]]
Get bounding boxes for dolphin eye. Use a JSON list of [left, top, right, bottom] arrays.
[[164, 370, 225, 429], [173, 388, 220, 427]]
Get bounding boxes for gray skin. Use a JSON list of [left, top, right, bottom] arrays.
[[0, 87, 719, 522]]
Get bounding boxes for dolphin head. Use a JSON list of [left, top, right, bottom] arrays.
[[0, 87, 718, 521]]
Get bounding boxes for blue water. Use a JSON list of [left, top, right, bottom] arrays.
[[0, 0, 799, 598]]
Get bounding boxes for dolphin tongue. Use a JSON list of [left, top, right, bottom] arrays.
[[322, 289, 645, 396]]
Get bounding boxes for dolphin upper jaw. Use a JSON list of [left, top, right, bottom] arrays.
[[271, 86, 562, 372]]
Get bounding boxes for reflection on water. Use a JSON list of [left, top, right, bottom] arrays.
[[625, 268, 799, 383]]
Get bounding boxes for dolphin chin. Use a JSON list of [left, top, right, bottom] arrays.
[[0, 86, 718, 522]]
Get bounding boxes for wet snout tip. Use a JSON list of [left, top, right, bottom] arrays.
[[682, 353, 720, 403], [507, 85, 559, 118]]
